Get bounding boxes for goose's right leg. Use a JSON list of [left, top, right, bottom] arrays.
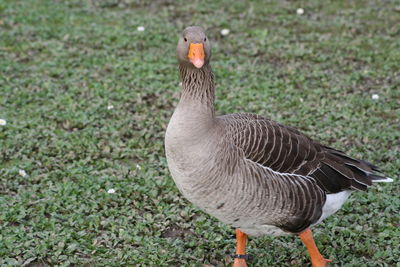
[[232, 229, 249, 267]]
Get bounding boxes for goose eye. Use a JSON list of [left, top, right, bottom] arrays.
[[184, 38, 187, 42], [204, 38, 207, 42]]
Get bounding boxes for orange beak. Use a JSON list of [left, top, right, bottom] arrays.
[[188, 43, 205, 68]]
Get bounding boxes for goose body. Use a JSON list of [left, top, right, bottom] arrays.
[[165, 26, 393, 266]]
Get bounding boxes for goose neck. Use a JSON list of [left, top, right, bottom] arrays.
[[179, 64, 215, 116]]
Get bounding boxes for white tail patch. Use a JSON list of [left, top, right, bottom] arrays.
[[372, 177, 393, 183], [315, 190, 352, 225]]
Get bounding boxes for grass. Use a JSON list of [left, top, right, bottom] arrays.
[[0, 0, 399, 266]]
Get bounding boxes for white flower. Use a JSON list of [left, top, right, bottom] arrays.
[[107, 104, 114, 110], [136, 164, 142, 170], [0, 119, 6, 126], [137, 26, 145, 32], [296, 8, 304, 15], [19, 169, 27, 177], [107, 188, 116, 194], [220, 29, 230, 36], [371, 94, 379, 100]]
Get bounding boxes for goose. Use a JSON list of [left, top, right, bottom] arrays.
[[164, 26, 393, 267]]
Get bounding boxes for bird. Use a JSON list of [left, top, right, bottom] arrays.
[[164, 26, 393, 267]]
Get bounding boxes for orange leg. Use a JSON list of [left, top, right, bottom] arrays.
[[233, 229, 249, 267], [299, 228, 332, 267]]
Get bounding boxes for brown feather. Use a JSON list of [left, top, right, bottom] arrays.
[[220, 113, 383, 194]]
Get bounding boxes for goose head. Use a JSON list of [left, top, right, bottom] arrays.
[[176, 26, 211, 69]]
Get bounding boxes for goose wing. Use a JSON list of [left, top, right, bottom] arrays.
[[219, 113, 387, 193]]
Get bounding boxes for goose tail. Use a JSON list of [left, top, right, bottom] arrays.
[[370, 174, 394, 183]]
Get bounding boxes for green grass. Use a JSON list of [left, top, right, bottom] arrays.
[[0, 0, 399, 266]]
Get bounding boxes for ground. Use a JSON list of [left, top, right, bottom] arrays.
[[0, 0, 399, 266]]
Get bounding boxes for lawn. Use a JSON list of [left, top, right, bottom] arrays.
[[0, 0, 399, 266]]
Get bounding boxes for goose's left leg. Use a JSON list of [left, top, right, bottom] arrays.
[[232, 229, 249, 267], [299, 228, 332, 267]]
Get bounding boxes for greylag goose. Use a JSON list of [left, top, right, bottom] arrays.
[[164, 26, 393, 267]]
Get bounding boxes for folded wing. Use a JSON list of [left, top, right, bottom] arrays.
[[220, 113, 390, 194]]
